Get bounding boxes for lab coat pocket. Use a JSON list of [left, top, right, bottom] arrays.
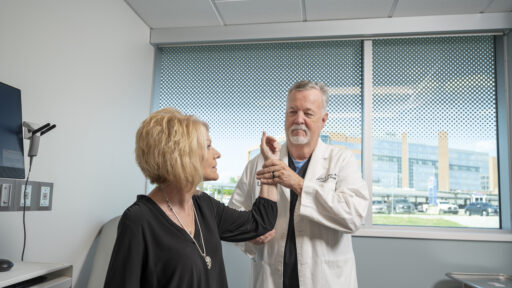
[[321, 256, 357, 288]]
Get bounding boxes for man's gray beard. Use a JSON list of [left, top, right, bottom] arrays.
[[289, 135, 310, 144], [288, 125, 310, 144]]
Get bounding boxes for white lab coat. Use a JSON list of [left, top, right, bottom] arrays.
[[228, 140, 369, 288]]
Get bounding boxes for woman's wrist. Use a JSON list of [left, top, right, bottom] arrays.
[[259, 183, 277, 202]]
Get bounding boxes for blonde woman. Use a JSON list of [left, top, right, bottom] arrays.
[[104, 108, 278, 288]]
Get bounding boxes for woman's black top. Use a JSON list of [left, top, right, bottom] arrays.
[[104, 193, 277, 288]]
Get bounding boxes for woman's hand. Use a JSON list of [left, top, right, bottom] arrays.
[[260, 132, 281, 161], [249, 229, 275, 245], [258, 133, 279, 201]]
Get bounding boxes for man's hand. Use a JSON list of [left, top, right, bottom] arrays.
[[260, 132, 281, 161], [256, 159, 304, 195], [249, 229, 275, 245]]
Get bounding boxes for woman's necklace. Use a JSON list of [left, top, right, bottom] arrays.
[[161, 189, 212, 270]]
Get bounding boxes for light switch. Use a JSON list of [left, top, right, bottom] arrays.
[[20, 185, 32, 207], [1, 184, 12, 207], [40, 186, 51, 207]]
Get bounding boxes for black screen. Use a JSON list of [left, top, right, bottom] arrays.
[[0, 82, 25, 179]]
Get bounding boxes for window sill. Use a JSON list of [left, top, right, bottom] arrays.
[[354, 226, 512, 242]]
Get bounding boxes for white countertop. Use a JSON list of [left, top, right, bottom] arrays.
[[0, 262, 71, 287]]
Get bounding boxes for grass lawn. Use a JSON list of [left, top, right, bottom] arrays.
[[372, 215, 464, 227], [222, 188, 234, 196]]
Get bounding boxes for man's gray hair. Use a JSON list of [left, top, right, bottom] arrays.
[[287, 80, 329, 113]]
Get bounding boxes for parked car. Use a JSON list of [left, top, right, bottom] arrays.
[[437, 201, 459, 214], [464, 202, 499, 216], [387, 198, 415, 214], [415, 202, 429, 213], [372, 200, 388, 214]]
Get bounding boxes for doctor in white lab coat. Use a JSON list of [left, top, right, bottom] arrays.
[[228, 80, 369, 288]]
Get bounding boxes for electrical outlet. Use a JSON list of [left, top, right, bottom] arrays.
[[1, 180, 53, 212], [1, 184, 12, 207], [40, 186, 51, 207], [20, 185, 32, 207]]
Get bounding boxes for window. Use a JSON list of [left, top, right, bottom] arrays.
[[371, 36, 499, 229], [154, 35, 510, 237]]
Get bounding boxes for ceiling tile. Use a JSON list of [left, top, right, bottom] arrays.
[[126, 0, 220, 28], [485, 0, 512, 13], [394, 0, 491, 17], [216, 0, 302, 25], [306, 0, 396, 21]]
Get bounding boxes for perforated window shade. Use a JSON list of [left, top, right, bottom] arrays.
[[372, 36, 496, 144], [157, 41, 363, 181]]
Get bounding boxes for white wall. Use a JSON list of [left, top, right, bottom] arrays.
[[0, 0, 154, 285]]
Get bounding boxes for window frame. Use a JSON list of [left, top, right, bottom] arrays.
[[151, 34, 512, 242], [358, 36, 512, 242]]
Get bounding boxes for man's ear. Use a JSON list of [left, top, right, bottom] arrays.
[[321, 112, 328, 127]]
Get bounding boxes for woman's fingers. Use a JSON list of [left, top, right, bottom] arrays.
[[263, 134, 280, 159], [251, 230, 275, 245], [260, 132, 270, 160], [261, 132, 281, 160]]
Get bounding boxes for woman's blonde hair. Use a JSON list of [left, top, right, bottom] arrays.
[[135, 107, 208, 192]]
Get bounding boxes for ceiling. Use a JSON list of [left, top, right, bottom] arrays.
[[125, 0, 512, 29]]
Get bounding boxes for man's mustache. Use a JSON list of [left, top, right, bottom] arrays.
[[290, 125, 309, 133]]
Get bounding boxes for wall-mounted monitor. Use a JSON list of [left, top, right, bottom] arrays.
[[0, 82, 25, 179]]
